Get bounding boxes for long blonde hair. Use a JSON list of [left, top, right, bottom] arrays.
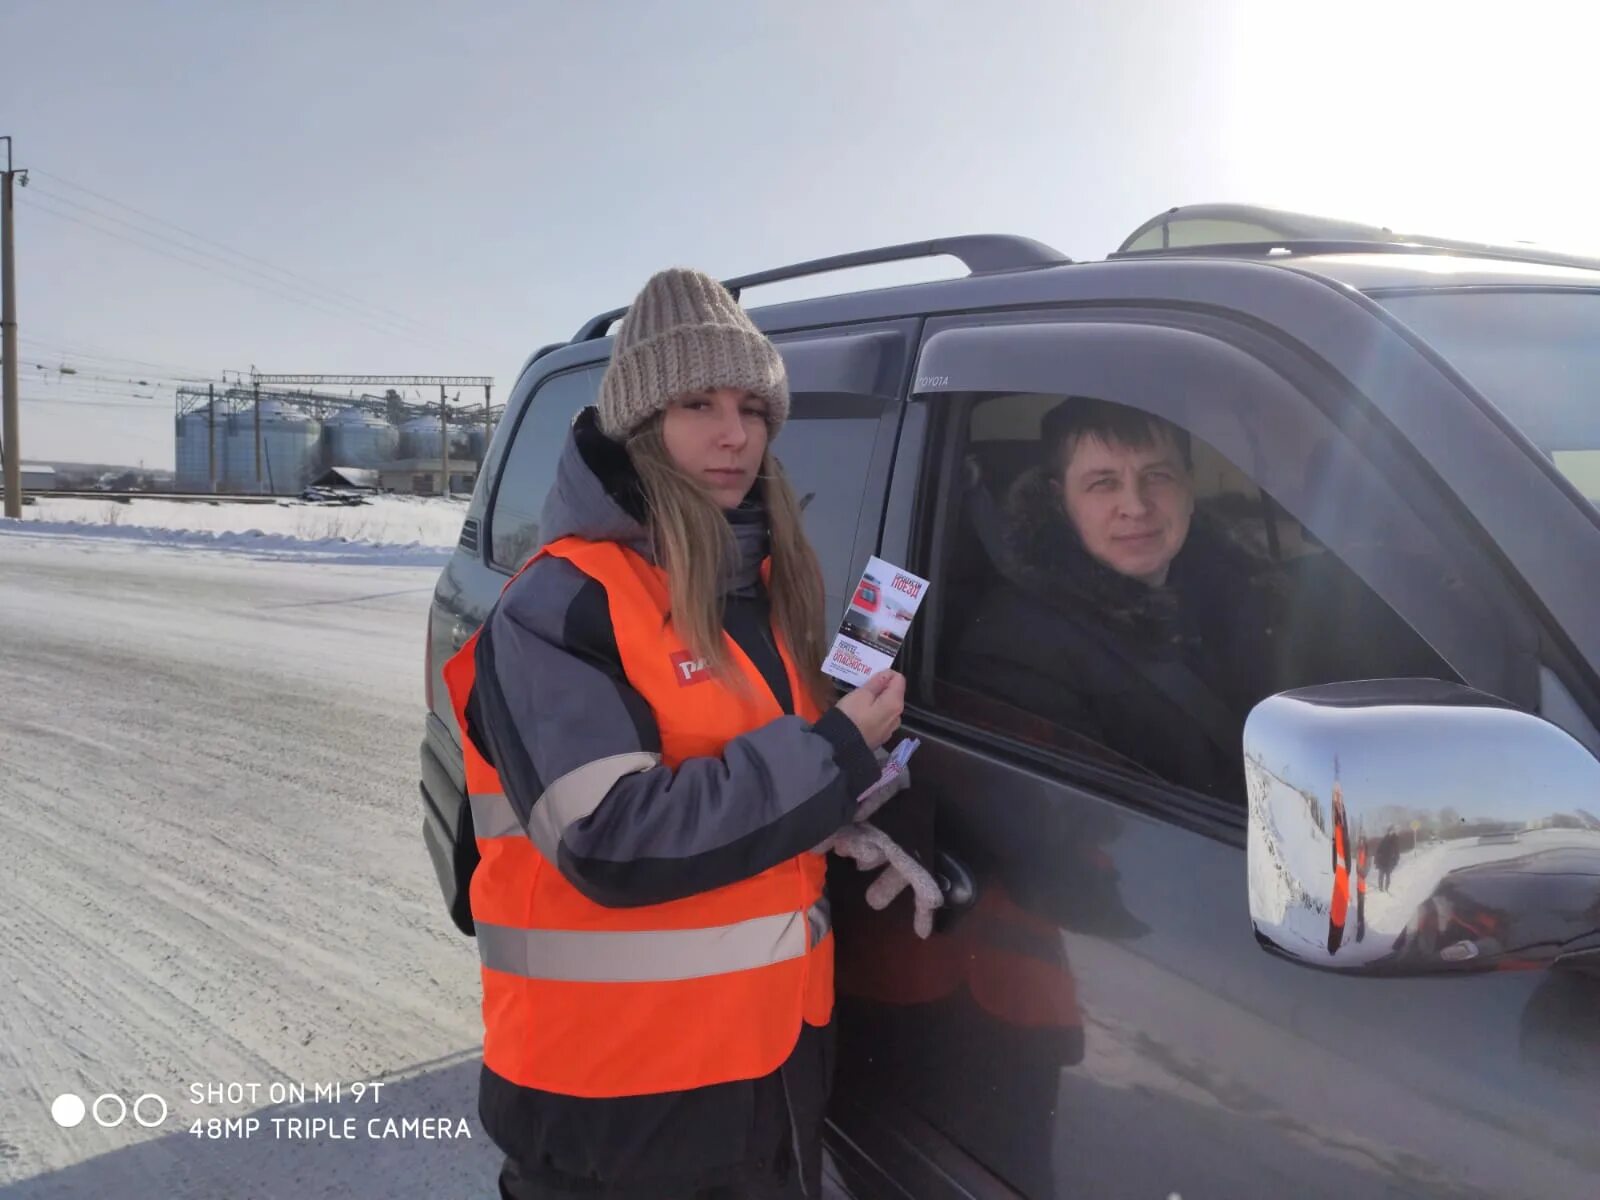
[[626, 417, 832, 711]]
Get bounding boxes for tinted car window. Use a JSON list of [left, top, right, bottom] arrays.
[[776, 393, 888, 622], [1375, 289, 1600, 506], [488, 366, 603, 569], [936, 392, 1458, 800]]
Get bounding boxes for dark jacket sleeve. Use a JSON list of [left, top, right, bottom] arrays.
[[469, 556, 878, 908], [954, 646, 1107, 745], [951, 585, 1110, 746]]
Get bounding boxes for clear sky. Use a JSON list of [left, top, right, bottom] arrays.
[[4, 0, 1597, 469]]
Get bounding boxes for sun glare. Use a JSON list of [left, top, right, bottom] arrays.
[[1218, 1, 1600, 254]]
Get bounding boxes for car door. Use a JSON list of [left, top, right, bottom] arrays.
[[423, 348, 608, 803], [829, 300, 1600, 1200]]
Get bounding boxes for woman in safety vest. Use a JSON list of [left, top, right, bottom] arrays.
[[447, 267, 906, 1198], [1327, 786, 1353, 955]]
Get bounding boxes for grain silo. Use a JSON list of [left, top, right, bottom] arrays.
[[400, 415, 443, 460], [222, 400, 323, 494], [325, 406, 401, 467], [175, 409, 228, 492]]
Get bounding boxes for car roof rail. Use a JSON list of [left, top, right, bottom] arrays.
[[1115, 203, 1600, 273], [573, 234, 1070, 342], [1112, 238, 1600, 274]]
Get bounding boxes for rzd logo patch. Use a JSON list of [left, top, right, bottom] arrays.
[[670, 651, 711, 687]]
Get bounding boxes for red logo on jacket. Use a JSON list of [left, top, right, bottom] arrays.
[[670, 651, 712, 687]]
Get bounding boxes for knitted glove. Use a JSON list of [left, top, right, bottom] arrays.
[[853, 745, 913, 823], [813, 746, 913, 858], [828, 823, 944, 939]]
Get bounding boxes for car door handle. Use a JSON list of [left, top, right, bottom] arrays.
[[933, 850, 976, 911]]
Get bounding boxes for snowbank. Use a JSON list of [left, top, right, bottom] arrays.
[[1246, 757, 1338, 956], [1, 495, 463, 565]]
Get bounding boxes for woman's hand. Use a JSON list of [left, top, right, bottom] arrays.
[[834, 670, 905, 750]]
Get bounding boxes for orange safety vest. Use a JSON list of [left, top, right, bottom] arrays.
[[1330, 824, 1350, 928], [443, 536, 833, 1099]]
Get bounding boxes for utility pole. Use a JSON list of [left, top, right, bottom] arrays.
[[253, 380, 263, 493], [439, 384, 450, 498], [483, 383, 492, 460], [207, 384, 217, 491], [1, 136, 25, 519]]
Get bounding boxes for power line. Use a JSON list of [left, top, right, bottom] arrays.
[[21, 376, 168, 398], [20, 361, 193, 387], [253, 373, 493, 387], [23, 395, 165, 409], [19, 334, 221, 378], [19, 194, 443, 347], [19, 359, 177, 384], [24, 182, 445, 345], [22, 395, 171, 410], [22, 392, 167, 406], [30, 167, 471, 343], [20, 370, 194, 397], [20, 195, 487, 360]]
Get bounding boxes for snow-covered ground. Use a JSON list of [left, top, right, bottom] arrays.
[[5, 495, 464, 564], [0, 535, 496, 1198], [1246, 758, 1331, 937]]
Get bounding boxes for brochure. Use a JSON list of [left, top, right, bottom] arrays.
[[855, 736, 922, 808], [822, 556, 931, 686]]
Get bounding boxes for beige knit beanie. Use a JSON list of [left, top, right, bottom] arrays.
[[596, 267, 790, 441]]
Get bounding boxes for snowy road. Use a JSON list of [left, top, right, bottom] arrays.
[[0, 533, 498, 1197]]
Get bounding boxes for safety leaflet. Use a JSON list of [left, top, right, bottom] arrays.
[[822, 556, 930, 686]]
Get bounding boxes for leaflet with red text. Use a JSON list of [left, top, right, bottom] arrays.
[[822, 556, 930, 686]]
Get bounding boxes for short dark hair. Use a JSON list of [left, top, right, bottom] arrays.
[[1039, 396, 1192, 479]]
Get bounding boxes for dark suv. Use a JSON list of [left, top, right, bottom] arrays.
[[421, 205, 1600, 1199]]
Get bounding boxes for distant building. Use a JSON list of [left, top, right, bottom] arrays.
[[311, 466, 382, 492], [21, 464, 57, 491], [376, 457, 476, 496]]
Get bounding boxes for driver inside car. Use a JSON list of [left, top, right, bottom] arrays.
[[955, 397, 1275, 799]]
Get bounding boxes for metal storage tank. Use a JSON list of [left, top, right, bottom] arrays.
[[223, 400, 323, 494], [325, 406, 401, 467], [222, 410, 256, 491], [465, 427, 488, 464], [401, 415, 443, 460], [175, 409, 228, 492]]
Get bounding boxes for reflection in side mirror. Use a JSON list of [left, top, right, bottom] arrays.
[[1246, 680, 1600, 976]]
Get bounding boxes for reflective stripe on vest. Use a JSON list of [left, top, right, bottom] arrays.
[[470, 748, 660, 857], [477, 900, 832, 983], [470, 792, 521, 840], [448, 536, 833, 1098]]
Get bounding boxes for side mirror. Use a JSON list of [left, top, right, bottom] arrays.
[[1246, 679, 1600, 975]]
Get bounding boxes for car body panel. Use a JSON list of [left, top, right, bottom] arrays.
[[423, 244, 1600, 1199]]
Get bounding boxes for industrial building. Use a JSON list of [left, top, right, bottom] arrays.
[[174, 384, 498, 496], [20, 464, 56, 491]]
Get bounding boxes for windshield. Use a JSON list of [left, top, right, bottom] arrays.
[[1374, 289, 1600, 506]]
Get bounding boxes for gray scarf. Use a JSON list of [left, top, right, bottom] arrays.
[[722, 501, 770, 598]]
